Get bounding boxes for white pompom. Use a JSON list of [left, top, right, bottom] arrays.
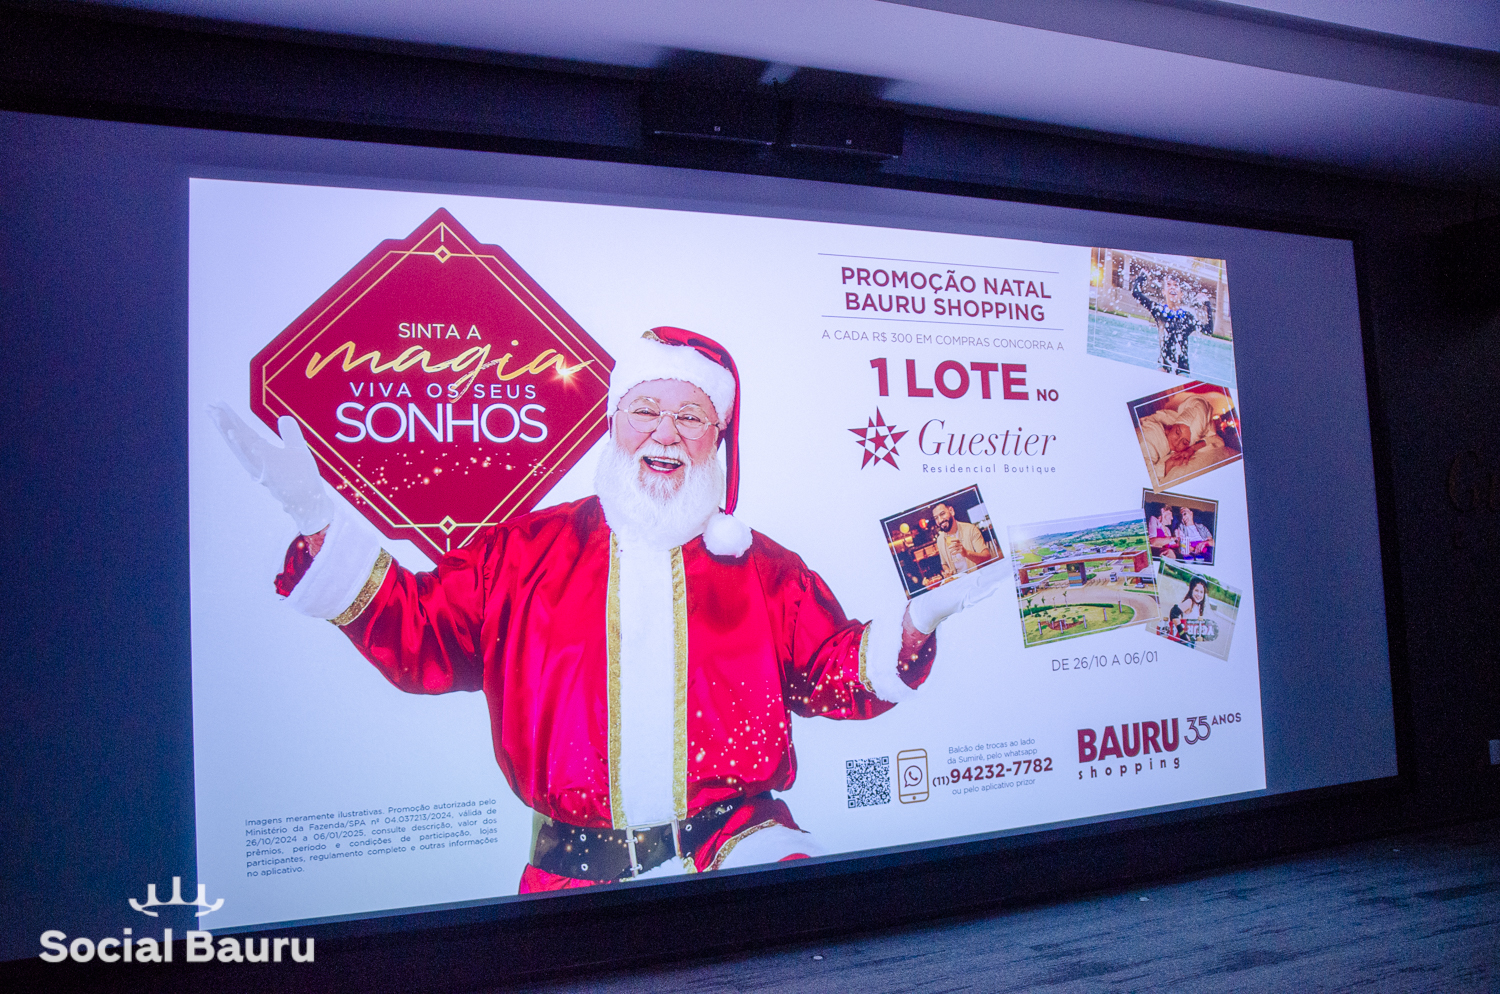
[[702, 511, 752, 558]]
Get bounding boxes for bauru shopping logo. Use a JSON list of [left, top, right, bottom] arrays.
[[1075, 712, 1243, 781]]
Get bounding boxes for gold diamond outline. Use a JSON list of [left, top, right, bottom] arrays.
[[258, 215, 614, 560], [264, 221, 611, 394]]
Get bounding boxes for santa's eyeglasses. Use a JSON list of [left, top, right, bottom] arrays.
[[616, 399, 722, 440]]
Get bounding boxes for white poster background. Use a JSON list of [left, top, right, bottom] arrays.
[[189, 179, 1265, 930]]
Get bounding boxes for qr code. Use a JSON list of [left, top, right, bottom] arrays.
[[845, 756, 891, 809]]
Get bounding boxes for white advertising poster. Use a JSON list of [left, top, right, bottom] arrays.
[[188, 179, 1265, 930]]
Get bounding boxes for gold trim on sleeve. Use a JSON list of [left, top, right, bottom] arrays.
[[607, 535, 626, 831], [857, 624, 874, 694], [707, 819, 781, 872], [329, 550, 393, 627], [670, 547, 690, 822]]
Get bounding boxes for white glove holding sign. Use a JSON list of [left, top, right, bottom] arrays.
[[208, 402, 335, 536], [907, 563, 1007, 634]]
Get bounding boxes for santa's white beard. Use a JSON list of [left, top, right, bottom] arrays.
[[594, 435, 724, 550]]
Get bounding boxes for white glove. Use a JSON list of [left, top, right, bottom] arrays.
[[908, 563, 1007, 635], [208, 402, 335, 535]]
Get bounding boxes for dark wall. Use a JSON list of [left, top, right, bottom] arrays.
[[2, 4, 1497, 989], [1363, 229, 1500, 805]]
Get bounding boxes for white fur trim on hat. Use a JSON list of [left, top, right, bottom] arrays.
[[608, 336, 736, 423], [702, 511, 752, 557]]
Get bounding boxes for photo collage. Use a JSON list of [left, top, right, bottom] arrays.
[[881, 248, 1247, 659]]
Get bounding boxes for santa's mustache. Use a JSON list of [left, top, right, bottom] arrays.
[[636, 440, 688, 472], [594, 432, 724, 550]]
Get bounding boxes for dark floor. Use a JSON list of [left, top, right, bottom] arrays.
[[502, 817, 1499, 994]]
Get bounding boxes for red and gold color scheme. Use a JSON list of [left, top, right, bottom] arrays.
[[250, 209, 613, 560]]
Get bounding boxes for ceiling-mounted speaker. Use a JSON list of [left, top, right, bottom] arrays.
[[641, 86, 776, 146], [780, 100, 903, 158]]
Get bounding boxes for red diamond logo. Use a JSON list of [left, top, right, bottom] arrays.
[[250, 208, 613, 560]]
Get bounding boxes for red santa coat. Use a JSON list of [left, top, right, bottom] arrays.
[[309, 496, 932, 879]]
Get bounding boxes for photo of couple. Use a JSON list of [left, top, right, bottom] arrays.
[[1144, 491, 1218, 566]]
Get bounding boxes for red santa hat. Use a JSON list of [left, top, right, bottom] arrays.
[[607, 327, 751, 558]]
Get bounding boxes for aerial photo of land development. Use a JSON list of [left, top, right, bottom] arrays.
[[1009, 510, 1162, 647]]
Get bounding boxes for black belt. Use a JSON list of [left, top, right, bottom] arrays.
[[531, 799, 746, 882]]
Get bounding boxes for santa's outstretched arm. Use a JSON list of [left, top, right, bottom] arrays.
[[783, 561, 1005, 718], [907, 564, 1006, 635], [209, 402, 382, 620], [208, 403, 486, 693], [867, 565, 1006, 703]]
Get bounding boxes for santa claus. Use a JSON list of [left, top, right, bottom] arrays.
[[210, 328, 1001, 891]]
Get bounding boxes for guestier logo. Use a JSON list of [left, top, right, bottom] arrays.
[[862, 358, 1060, 469], [251, 209, 613, 560], [849, 408, 907, 469]]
